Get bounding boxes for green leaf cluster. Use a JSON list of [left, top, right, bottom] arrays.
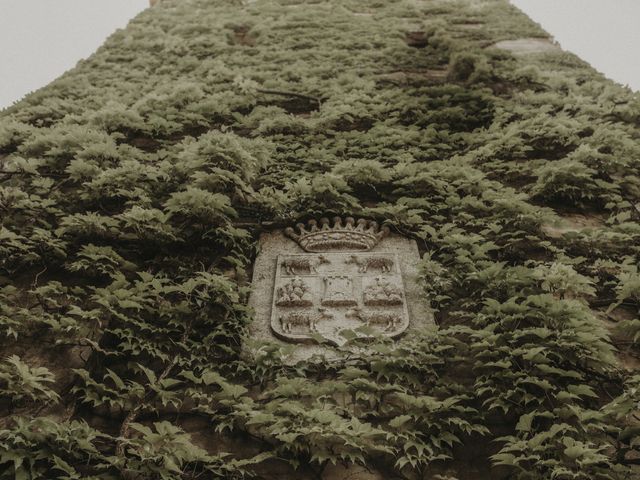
[[0, 0, 639, 478]]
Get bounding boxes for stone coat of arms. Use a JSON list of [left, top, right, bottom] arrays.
[[249, 217, 433, 356], [254, 217, 422, 347]]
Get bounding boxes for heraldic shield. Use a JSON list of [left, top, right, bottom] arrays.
[[269, 217, 410, 345]]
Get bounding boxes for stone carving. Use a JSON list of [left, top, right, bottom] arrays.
[[285, 216, 389, 252], [346, 307, 401, 332], [270, 252, 408, 344], [321, 276, 357, 307], [275, 277, 313, 307], [363, 276, 403, 306], [280, 255, 329, 275], [280, 308, 333, 333], [254, 216, 424, 347], [345, 254, 394, 273]]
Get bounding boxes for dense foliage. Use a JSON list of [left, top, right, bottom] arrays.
[[1, 0, 639, 478]]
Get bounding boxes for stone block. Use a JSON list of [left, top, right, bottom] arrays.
[[248, 217, 434, 362]]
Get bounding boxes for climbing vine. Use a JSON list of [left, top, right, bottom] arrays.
[[1, 0, 639, 478]]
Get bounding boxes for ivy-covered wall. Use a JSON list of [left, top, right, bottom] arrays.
[[1, 0, 639, 478]]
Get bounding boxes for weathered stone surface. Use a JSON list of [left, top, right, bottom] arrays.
[[248, 218, 433, 361], [322, 463, 384, 480], [491, 37, 560, 54], [541, 212, 606, 238]]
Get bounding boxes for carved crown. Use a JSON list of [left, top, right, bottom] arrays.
[[285, 217, 389, 252]]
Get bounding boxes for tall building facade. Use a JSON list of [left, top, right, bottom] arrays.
[[0, 1, 638, 479]]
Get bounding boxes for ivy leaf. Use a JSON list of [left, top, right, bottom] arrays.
[[389, 415, 412, 429]]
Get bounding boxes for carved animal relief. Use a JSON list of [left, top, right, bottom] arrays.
[[266, 217, 411, 345]]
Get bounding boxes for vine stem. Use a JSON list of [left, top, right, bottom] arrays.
[[115, 322, 190, 480], [116, 356, 179, 457], [256, 88, 322, 106]]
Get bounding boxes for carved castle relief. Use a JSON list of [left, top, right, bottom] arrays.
[[268, 217, 411, 345], [321, 276, 357, 307]]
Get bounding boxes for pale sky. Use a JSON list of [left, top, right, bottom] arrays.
[[0, 0, 148, 110], [0, 0, 638, 110], [512, 0, 640, 92]]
